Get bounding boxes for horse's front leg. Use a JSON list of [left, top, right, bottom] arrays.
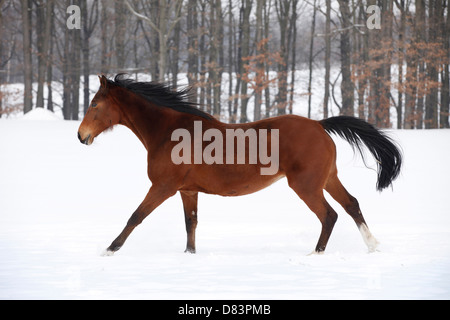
[[180, 191, 198, 253], [105, 185, 176, 255]]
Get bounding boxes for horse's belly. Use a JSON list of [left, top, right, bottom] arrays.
[[197, 169, 285, 197]]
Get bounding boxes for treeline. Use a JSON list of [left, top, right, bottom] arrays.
[[0, 0, 448, 128]]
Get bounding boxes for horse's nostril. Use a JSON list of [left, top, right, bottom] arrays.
[[77, 132, 82, 142]]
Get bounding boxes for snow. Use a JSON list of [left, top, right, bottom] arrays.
[[21, 108, 63, 121], [1, 116, 450, 300]]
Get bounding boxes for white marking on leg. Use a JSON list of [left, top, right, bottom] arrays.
[[101, 249, 115, 257], [359, 223, 379, 253], [191, 210, 196, 216]]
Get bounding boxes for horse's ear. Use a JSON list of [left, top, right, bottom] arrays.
[[98, 75, 108, 89]]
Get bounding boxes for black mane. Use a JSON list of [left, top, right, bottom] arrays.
[[108, 74, 213, 120]]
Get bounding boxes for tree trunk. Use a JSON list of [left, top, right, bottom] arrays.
[[71, 13, 81, 120], [232, 4, 241, 123], [36, 0, 53, 110], [100, 0, 109, 75], [199, 0, 207, 109], [307, 0, 317, 119], [416, 0, 426, 128], [63, 0, 81, 120], [275, 0, 290, 116], [254, 0, 263, 121], [21, 0, 33, 114], [63, 20, 70, 120], [227, 0, 234, 121], [171, 14, 181, 88], [324, 0, 331, 119], [367, 0, 380, 125], [209, 0, 223, 116], [404, 6, 418, 129], [396, 0, 406, 129], [81, 0, 96, 115], [377, 0, 393, 128], [263, 1, 272, 119], [239, 0, 252, 123], [441, 0, 450, 128], [424, 0, 440, 129], [356, 0, 368, 120], [47, 1, 55, 112], [338, 0, 354, 117], [115, 0, 126, 70], [187, 0, 199, 104], [288, 0, 298, 115]]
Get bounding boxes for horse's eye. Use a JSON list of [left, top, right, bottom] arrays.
[[91, 102, 97, 108]]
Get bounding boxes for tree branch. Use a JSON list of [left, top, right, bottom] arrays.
[[123, 0, 159, 32]]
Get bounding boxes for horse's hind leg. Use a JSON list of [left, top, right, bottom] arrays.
[[288, 177, 338, 253], [180, 191, 198, 253], [325, 174, 379, 252]]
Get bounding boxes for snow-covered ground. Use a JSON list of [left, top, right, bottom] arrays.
[[1, 108, 449, 300]]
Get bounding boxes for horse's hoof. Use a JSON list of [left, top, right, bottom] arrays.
[[184, 248, 196, 254], [100, 249, 115, 256], [307, 250, 324, 256], [367, 243, 380, 253]]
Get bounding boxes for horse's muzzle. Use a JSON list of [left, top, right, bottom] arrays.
[[78, 132, 91, 145]]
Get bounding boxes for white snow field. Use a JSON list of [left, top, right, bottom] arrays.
[[1, 109, 449, 300]]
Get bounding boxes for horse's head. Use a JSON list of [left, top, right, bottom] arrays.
[[78, 75, 121, 145]]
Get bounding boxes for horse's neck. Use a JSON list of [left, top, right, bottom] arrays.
[[117, 96, 160, 151]]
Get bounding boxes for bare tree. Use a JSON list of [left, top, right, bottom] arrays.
[[35, 0, 53, 109], [288, 0, 299, 115], [441, 0, 450, 128], [395, 0, 406, 129], [100, 0, 110, 75], [186, 0, 199, 103], [208, 0, 224, 116], [404, 1, 418, 129], [424, 0, 442, 129], [307, 0, 317, 119], [81, 0, 99, 115], [124, 0, 183, 81], [115, 0, 126, 70], [253, 0, 264, 121], [324, 0, 331, 119], [337, 0, 354, 116], [0, 0, 16, 117], [275, 0, 291, 116], [239, 0, 252, 123], [62, 0, 81, 120], [226, 0, 234, 121], [21, 0, 33, 114]]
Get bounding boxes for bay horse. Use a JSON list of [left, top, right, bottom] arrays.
[[78, 74, 402, 255]]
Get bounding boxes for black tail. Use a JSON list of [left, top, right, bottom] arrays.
[[320, 116, 402, 191]]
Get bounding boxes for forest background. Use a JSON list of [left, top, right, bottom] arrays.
[[0, 0, 448, 129]]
